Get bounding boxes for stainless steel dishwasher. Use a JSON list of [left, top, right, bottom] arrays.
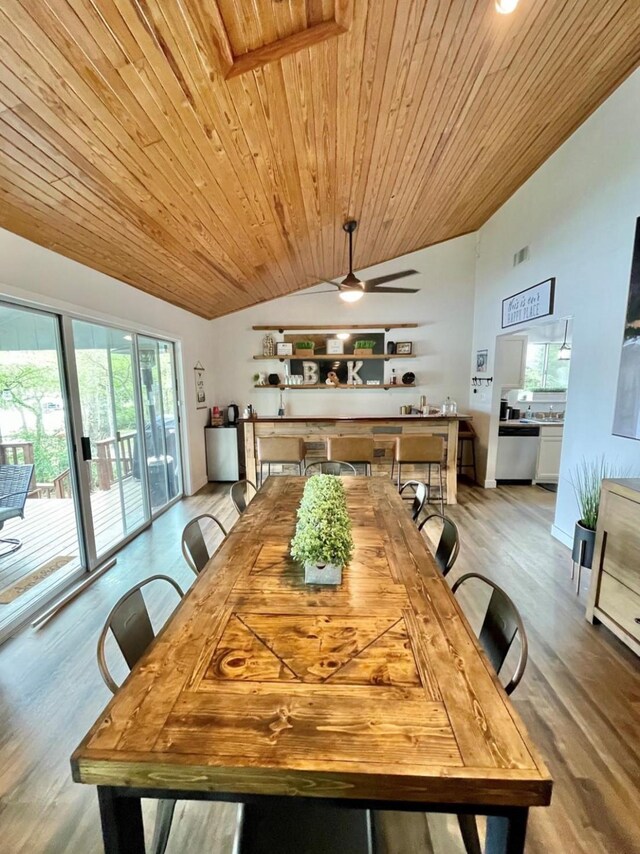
[[495, 425, 540, 481]]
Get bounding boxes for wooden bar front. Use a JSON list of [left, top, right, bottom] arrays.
[[241, 415, 468, 504]]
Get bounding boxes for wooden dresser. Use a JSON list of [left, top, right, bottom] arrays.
[[586, 479, 640, 656]]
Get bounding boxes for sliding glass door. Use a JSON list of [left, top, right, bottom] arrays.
[[71, 321, 149, 562], [0, 301, 83, 638], [0, 302, 185, 637], [137, 336, 182, 515]]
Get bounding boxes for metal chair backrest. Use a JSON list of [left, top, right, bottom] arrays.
[[304, 459, 357, 476], [418, 512, 460, 576], [97, 574, 184, 693], [230, 479, 257, 515], [181, 513, 227, 574], [0, 464, 34, 515], [399, 480, 427, 521], [451, 572, 528, 695]]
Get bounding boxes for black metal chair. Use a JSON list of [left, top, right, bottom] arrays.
[[417, 512, 460, 576], [0, 464, 34, 557], [399, 480, 428, 521], [304, 459, 357, 476], [96, 575, 184, 854], [230, 479, 257, 515], [181, 513, 227, 575], [450, 572, 529, 854]]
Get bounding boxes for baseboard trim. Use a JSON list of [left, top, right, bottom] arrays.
[[551, 524, 573, 550]]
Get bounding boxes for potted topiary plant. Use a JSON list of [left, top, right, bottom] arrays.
[[353, 339, 376, 355], [295, 340, 315, 357], [290, 475, 353, 585]]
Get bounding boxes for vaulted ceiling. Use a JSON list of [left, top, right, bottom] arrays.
[[1, 1, 640, 318]]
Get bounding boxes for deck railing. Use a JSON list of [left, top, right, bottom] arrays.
[[1, 431, 138, 498]]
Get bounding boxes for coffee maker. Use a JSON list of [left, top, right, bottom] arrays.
[[227, 402, 239, 426]]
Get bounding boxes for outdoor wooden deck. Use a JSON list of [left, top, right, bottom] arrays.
[[0, 478, 145, 633]]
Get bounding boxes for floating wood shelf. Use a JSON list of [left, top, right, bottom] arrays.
[[254, 383, 416, 390], [253, 354, 415, 361], [252, 323, 419, 332]]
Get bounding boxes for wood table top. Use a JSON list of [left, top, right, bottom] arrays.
[[71, 477, 552, 807]]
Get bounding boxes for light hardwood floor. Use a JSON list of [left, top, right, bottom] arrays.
[[0, 482, 638, 854]]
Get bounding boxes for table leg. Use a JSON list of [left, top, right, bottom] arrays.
[[485, 808, 528, 854], [98, 786, 146, 853], [446, 420, 458, 504]]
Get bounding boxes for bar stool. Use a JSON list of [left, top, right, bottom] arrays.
[[392, 435, 445, 513], [256, 437, 305, 486], [327, 437, 375, 476], [457, 420, 477, 483]]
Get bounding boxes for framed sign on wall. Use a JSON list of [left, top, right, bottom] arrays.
[[502, 278, 556, 328]]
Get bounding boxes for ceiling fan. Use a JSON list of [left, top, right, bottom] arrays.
[[304, 220, 419, 302]]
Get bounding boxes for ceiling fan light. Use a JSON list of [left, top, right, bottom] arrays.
[[495, 0, 519, 13], [339, 289, 364, 303]]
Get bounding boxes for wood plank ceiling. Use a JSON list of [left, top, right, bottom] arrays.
[[1, 1, 640, 319]]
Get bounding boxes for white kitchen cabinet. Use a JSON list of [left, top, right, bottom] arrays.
[[496, 335, 528, 389], [534, 425, 563, 483]]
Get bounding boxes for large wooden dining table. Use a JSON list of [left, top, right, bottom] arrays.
[[72, 476, 552, 853]]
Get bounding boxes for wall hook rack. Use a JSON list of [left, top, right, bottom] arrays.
[[471, 376, 493, 387]]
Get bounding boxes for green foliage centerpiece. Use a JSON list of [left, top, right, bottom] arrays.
[[290, 474, 353, 585]]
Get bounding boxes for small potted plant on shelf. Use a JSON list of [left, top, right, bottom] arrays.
[[294, 340, 315, 357], [353, 339, 376, 355], [290, 475, 353, 585]]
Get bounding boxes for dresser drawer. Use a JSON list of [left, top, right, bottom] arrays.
[[598, 572, 640, 642], [600, 492, 640, 596]]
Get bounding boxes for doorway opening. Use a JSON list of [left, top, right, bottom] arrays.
[[493, 317, 573, 508]]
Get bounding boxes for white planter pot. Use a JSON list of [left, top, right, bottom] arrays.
[[304, 562, 342, 585]]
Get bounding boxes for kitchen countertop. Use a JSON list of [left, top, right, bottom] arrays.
[[499, 420, 564, 428], [240, 414, 471, 422]]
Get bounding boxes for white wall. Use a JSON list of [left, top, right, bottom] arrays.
[[469, 68, 640, 544], [210, 235, 477, 418], [0, 228, 214, 494]]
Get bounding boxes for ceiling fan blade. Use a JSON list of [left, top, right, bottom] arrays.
[[312, 277, 341, 288], [362, 270, 419, 288], [292, 289, 338, 296], [366, 286, 420, 293]]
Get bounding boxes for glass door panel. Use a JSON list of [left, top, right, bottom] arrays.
[[0, 302, 83, 637], [137, 337, 183, 514], [72, 321, 148, 560]]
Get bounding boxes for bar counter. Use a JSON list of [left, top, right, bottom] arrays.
[[240, 414, 470, 504]]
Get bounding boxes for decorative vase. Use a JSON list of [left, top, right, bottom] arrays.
[[572, 521, 596, 569], [268, 373, 280, 386], [262, 334, 275, 356], [387, 341, 396, 355], [304, 562, 342, 585]]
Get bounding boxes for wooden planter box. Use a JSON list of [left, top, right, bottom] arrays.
[[295, 348, 315, 357], [353, 348, 373, 356]]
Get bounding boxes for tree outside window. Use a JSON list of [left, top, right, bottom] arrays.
[[524, 343, 570, 391]]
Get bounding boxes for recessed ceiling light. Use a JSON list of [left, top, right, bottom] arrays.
[[339, 289, 364, 303], [336, 332, 351, 340], [495, 0, 519, 13]]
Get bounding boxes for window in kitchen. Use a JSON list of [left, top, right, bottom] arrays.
[[524, 343, 570, 391]]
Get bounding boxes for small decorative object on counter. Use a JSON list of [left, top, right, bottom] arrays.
[[386, 341, 396, 355], [227, 403, 239, 425], [401, 371, 415, 385], [295, 340, 315, 357], [210, 406, 223, 427], [353, 339, 376, 355], [268, 373, 280, 386], [395, 341, 413, 355], [441, 396, 457, 415], [262, 334, 275, 357], [290, 474, 353, 586], [390, 368, 397, 385], [326, 338, 344, 355]]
